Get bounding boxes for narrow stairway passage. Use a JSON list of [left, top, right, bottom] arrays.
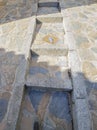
[[17, 0, 73, 130]]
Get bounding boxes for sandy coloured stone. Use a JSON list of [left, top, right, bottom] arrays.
[[82, 61, 97, 81], [31, 21, 67, 56], [88, 31, 97, 41], [1, 0, 97, 130], [65, 2, 97, 130], [0, 0, 6, 6], [7, 0, 24, 5], [71, 21, 87, 32], [68, 51, 81, 72], [1, 22, 15, 34], [78, 12, 88, 19], [43, 34, 59, 44], [75, 35, 91, 48], [91, 47, 97, 54], [78, 49, 96, 61]]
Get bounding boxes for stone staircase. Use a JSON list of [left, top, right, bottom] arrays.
[[17, 0, 73, 130], [0, 0, 93, 130], [26, 55, 72, 91], [27, 0, 71, 89], [31, 21, 67, 56]]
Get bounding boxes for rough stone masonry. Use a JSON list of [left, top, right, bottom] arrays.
[[0, 0, 97, 130]]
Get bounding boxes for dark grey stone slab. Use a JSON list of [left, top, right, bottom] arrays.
[[68, 51, 91, 129], [26, 70, 72, 91], [0, 99, 8, 122], [18, 88, 73, 130], [73, 99, 91, 130], [38, 2, 59, 8], [68, 51, 87, 99]]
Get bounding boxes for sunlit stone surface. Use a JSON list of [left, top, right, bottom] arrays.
[[0, 0, 97, 129]]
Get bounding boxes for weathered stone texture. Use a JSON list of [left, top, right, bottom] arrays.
[[26, 55, 72, 90], [73, 99, 91, 130], [31, 21, 67, 56], [64, 0, 97, 129], [0, 0, 97, 129], [18, 88, 72, 130], [0, 0, 37, 24], [0, 16, 36, 130]]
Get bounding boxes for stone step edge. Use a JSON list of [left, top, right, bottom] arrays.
[[26, 52, 72, 91], [60, 0, 92, 126], [25, 73, 72, 92], [68, 51, 92, 130], [31, 48, 68, 56], [36, 16, 63, 23], [4, 17, 36, 130], [38, 2, 59, 8], [25, 84, 72, 92]]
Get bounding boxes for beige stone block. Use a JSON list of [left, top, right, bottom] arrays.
[[0, 0, 6, 6], [7, 0, 24, 5]]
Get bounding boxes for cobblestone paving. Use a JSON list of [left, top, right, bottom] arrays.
[[63, 0, 97, 129], [18, 88, 72, 130]]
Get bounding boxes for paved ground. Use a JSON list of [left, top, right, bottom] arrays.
[[0, 0, 37, 24], [0, 20, 24, 128], [0, 0, 97, 130], [63, 0, 97, 129], [0, 16, 36, 130]]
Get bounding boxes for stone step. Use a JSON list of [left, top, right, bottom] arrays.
[[31, 20, 68, 56], [31, 48, 68, 56], [26, 55, 72, 91], [37, 15, 63, 23], [39, 0, 58, 2], [38, 2, 59, 8], [18, 88, 73, 130], [37, 6, 62, 22]]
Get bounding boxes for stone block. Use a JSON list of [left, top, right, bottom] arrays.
[[5, 17, 36, 130], [38, 2, 59, 8], [0, 1, 6, 6], [26, 55, 72, 91], [73, 99, 91, 130], [18, 88, 72, 130], [31, 21, 68, 56], [68, 51, 87, 99], [0, 92, 10, 123], [68, 51, 81, 72]]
